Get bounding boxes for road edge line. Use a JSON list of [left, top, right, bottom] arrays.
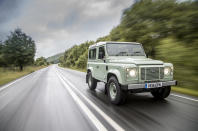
[[57, 69, 125, 131], [0, 73, 33, 92], [170, 93, 198, 102], [0, 67, 47, 92], [56, 70, 107, 131], [57, 66, 198, 103]]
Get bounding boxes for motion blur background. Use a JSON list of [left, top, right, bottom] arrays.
[[59, 0, 198, 92], [0, 0, 198, 94]]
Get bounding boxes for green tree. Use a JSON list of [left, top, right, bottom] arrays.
[[96, 36, 110, 43], [0, 41, 6, 66], [59, 0, 198, 90], [3, 28, 36, 71], [155, 38, 198, 89], [35, 57, 48, 66], [75, 50, 88, 69], [59, 56, 64, 66], [60, 41, 94, 68]]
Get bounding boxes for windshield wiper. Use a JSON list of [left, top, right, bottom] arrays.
[[129, 51, 142, 56], [115, 52, 128, 56], [134, 51, 141, 54]]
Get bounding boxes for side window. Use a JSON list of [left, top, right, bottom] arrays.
[[89, 48, 96, 59], [98, 46, 105, 59]]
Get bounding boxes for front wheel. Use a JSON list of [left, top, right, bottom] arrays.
[[107, 76, 127, 105], [87, 72, 97, 90], [151, 86, 171, 99]]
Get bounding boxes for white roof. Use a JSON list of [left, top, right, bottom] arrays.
[[89, 41, 141, 49]]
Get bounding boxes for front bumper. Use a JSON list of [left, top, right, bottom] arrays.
[[127, 80, 177, 90]]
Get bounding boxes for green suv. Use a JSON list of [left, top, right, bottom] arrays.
[[86, 42, 177, 105]]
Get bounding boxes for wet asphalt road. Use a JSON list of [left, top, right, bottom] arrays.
[[0, 65, 197, 131]]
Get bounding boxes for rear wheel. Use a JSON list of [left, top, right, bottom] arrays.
[[107, 76, 127, 105], [151, 86, 171, 99], [87, 72, 97, 90]]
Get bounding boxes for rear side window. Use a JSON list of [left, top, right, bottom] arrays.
[[89, 48, 96, 59]]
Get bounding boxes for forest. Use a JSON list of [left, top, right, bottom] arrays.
[[0, 29, 48, 86], [59, 0, 198, 91]]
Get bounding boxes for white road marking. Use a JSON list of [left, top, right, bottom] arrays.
[[56, 71, 107, 131], [0, 67, 47, 92], [57, 69, 125, 131], [57, 66, 198, 104], [0, 74, 33, 92], [171, 94, 198, 102]]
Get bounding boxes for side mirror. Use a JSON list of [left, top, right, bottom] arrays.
[[103, 56, 106, 63]]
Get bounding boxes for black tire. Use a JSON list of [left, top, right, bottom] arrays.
[[104, 83, 108, 94], [87, 72, 97, 90], [151, 86, 171, 99], [107, 76, 127, 105]]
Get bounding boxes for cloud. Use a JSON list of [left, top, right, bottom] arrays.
[[0, 0, 21, 24], [0, 0, 134, 58], [0, 0, 26, 39]]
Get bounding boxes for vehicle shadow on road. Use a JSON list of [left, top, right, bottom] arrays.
[[86, 86, 173, 130], [87, 82, 170, 107]]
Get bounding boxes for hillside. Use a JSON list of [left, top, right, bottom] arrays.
[[47, 53, 64, 64], [59, 0, 198, 91]]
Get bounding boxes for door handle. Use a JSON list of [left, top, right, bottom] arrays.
[[96, 66, 99, 69]]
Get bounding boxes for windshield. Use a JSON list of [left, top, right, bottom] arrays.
[[106, 43, 145, 56]]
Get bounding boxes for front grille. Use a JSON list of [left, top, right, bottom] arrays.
[[141, 67, 164, 81], [160, 67, 164, 79]]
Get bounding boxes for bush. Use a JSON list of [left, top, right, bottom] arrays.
[[155, 38, 198, 90], [75, 50, 88, 69]]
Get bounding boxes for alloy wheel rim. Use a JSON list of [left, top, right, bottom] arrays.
[[109, 82, 117, 100], [88, 75, 92, 86]]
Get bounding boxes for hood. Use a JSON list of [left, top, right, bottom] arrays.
[[108, 56, 163, 65]]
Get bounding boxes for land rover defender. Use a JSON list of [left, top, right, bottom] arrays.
[[86, 42, 177, 104]]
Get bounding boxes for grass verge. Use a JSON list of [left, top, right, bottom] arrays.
[[59, 65, 198, 98], [69, 67, 86, 72], [172, 86, 198, 97], [0, 66, 46, 86], [59, 65, 86, 72]]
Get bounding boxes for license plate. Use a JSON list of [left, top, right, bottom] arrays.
[[145, 82, 162, 88]]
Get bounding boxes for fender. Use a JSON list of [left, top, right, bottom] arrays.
[[107, 69, 124, 85], [86, 67, 94, 83], [87, 66, 94, 73]]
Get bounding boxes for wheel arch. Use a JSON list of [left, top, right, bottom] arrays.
[[107, 69, 123, 84], [87, 67, 93, 73], [86, 67, 94, 83], [107, 73, 118, 82], [87, 69, 91, 73]]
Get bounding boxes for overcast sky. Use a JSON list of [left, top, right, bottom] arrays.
[[0, 0, 134, 58]]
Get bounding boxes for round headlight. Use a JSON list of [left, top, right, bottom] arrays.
[[129, 70, 136, 77], [128, 69, 137, 77], [164, 67, 170, 75]]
